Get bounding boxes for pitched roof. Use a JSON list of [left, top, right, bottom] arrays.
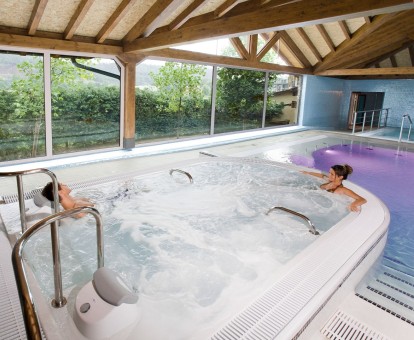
[[1, 0, 413, 78]]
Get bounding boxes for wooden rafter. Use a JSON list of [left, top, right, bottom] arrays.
[[169, 0, 208, 30], [230, 37, 249, 59], [316, 24, 335, 53], [324, 11, 414, 70], [279, 31, 312, 68], [314, 12, 400, 71], [140, 47, 312, 74], [315, 67, 414, 76], [124, 0, 414, 52], [296, 27, 322, 62], [338, 21, 351, 40], [27, 0, 48, 36], [390, 55, 398, 67], [214, 0, 243, 18], [364, 41, 414, 68], [257, 32, 281, 61], [64, 0, 95, 40], [96, 0, 137, 44], [249, 34, 258, 61], [0, 32, 122, 55], [123, 0, 181, 42], [409, 44, 414, 66], [260, 32, 292, 65]]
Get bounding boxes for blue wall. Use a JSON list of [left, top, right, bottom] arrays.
[[301, 76, 414, 129]]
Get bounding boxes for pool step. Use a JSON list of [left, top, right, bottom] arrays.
[[356, 265, 414, 325]]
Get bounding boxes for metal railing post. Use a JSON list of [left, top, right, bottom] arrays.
[[12, 207, 104, 340], [352, 111, 357, 134]]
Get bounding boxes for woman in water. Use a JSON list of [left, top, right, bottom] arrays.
[[41, 182, 94, 218], [303, 164, 367, 212]]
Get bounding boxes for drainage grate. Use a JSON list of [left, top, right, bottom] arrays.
[[321, 310, 390, 340]]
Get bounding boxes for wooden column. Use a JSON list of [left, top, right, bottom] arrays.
[[123, 61, 136, 149]]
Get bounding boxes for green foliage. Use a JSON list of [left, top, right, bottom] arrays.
[[216, 68, 279, 118], [150, 62, 206, 114]]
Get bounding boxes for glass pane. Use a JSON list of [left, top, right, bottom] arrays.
[[172, 38, 240, 58], [215, 67, 265, 134], [136, 60, 212, 143], [51, 56, 120, 154], [0, 52, 45, 162], [265, 74, 300, 127]]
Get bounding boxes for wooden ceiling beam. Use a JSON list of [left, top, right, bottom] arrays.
[[257, 32, 282, 61], [139, 47, 311, 74], [338, 21, 351, 40], [0, 32, 122, 55], [296, 27, 323, 62], [230, 37, 249, 59], [214, 0, 243, 18], [260, 32, 293, 65], [362, 41, 414, 68], [279, 31, 312, 68], [409, 44, 414, 66], [64, 0, 95, 40], [96, 0, 137, 44], [169, 0, 208, 30], [249, 34, 258, 61], [315, 12, 401, 71], [316, 24, 335, 53], [124, 0, 414, 52], [27, 0, 48, 36], [315, 67, 414, 76], [123, 0, 181, 42]]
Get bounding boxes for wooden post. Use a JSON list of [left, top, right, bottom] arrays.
[[123, 61, 136, 149]]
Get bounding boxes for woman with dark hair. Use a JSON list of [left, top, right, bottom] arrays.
[[303, 164, 367, 212], [41, 182, 93, 218]]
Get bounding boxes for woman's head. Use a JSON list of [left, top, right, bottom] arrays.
[[331, 164, 353, 180], [41, 182, 71, 202]]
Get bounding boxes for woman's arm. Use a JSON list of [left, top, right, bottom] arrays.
[[336, 187, 367, 212], [301, 170, 327, 179]]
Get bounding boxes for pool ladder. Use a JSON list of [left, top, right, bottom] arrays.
[[266, 206, 320, 235], [399, 114, 412, 142]]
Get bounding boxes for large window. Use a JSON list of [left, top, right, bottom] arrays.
[[0, 51, 121, 163], [0, 52, 45, 162], [51, 56, 121, 154], [264, 74, 300, 127], [136, 60, 212, 143], [215, 67, 266, 133]]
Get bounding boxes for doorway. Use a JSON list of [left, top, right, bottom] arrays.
[[348, 92, 385, 130]]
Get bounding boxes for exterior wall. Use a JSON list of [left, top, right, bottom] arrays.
[[299, 75, 345, 129], [272, 90, 297, 124], [301, 76, 414, 130]]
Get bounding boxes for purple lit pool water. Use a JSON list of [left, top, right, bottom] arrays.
[[295, 143, 414, 271]]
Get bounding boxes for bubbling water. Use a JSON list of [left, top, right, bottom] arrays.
[[24, 159, 350, 339]]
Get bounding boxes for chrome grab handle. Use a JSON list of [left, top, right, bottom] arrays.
[[0, 168, 60, 233], [12, 207, 104, 340], [399, 114, 412, 142], [266, 206, 320, 235], [169, 169, 193, 183]]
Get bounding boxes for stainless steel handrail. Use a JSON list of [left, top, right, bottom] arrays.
[[351, 108, 389, 134], [399, 114, 412, 142], [12, 207, 104, 340], [266, 206, 320, 235], [169, 169, 193, 183], [0, 168, 60, 233]]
